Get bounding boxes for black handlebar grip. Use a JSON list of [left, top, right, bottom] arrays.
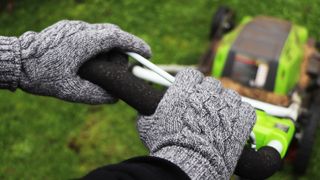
[[235, 146, 282, 179], [78, 51, 282, 179], [78, 51, 164, 115]]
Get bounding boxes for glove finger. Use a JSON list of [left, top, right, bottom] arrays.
[[36, 20, 91, 54], [137, 115, 157, 142], [137, 115, 166, 149], [50, 21, 151, 59], [57, 77, 117, 104], [40, 20, 89, 37], [233, 102, 256, 142], [88, 23, 120, 30], [41, 20, 118, 37], [197, 76, 223, 95], [68, 29, 150, 66], [239, 102, 256, 128], [111, 29, 152, 58], [173, 68, 204, 90], [221, 88, 242, 108]]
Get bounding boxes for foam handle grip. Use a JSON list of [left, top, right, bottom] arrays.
[[235, 146, 282, 179], [78, 51, 164, 115]]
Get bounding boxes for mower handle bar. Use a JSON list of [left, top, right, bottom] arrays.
[[78, 51, 282, 179]]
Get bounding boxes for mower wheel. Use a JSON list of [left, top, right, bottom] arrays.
[[209, 6, 235, 40], [293, 100, 320, 174]]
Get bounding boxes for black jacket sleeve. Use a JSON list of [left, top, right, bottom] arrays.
[[81, 156, 190, 180]]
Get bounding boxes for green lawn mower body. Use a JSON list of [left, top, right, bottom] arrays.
[[213, 16, 308, 95], [198, 7, 320, 176], [212, 16, 308, 158]]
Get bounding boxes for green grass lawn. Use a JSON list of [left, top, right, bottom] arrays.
[[0, 0, 319, 179]]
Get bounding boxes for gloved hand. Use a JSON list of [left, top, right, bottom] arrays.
[[0, 20, 151, 104], [137, 69, 256, 180]]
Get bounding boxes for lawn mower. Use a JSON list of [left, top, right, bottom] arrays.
[[78, 6, 320, 179]]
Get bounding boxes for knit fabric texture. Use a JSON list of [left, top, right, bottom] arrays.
[[138, 69, 256, 180], [0, 20, 151, 104], [0, 36, 21, 91]]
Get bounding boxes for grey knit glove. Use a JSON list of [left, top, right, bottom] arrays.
[[0, 20, 151, 104], [137, 69, 256, 180]]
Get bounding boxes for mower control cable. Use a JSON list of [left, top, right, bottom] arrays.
[[127, 52, 300, 121]]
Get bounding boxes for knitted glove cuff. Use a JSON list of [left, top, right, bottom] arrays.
[[152, 146, 229, 180], [0, 36, 21, 91]]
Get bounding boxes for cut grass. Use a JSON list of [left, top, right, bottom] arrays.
[[0, 0, 319, 179]]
